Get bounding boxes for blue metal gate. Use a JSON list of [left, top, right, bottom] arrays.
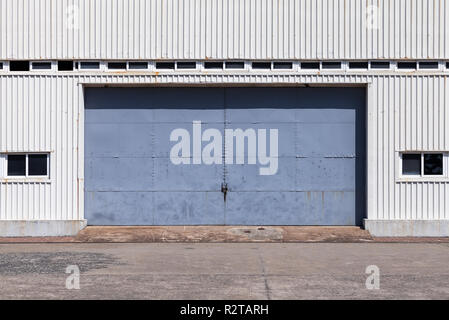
[[84, 87, 365, 225]]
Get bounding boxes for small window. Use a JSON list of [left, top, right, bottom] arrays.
[[424, 154, 443, 175], [108, 62, 127, 70], [252, 62, 271, 69], [370, 61, 390, 69], [58, 61, 74, 71], [32, 62, 52, 70], [273, 62, 293, 69], [446, 62, 449, 69], [0, 62, 3, 70], [6, 154, 49, 178], [418, 61, 439, 70], [176, 62, 196, 69], [128, 62, 148, 69], [204, 61, 223, 69], [402, 154, 421, 176], [301, 62, 320, 69], [401, 152, 447, 178], [156, 62, 175, 69], [397, 61, 417, 69], [322, 62, 341, 69], [225, 61, 245, 69], [349, 62, 368, 69], [28, 154, 48, 176], [7, 155, 26, 176], [10, 61, 30, 71], [80, 62, 100, 70]]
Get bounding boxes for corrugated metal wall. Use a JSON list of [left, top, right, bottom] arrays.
[[369, 76, 449, 220], [0, 76, 81, 220], [0, 74, 448, 221], [1, 0, 449, 60]]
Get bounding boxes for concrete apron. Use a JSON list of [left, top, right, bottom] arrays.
[[0, 226, 447, 243]]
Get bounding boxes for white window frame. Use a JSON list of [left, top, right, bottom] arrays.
[[369, 61, 392, 71], [416, 61, 442, 71], [175, 61, 199, 71], [1, 153, 50, 180], [127, 61, 150, 71], [201, 61, 224, 71], [224, 61, 247, 71], [30, 61, 56, 71], [271, 61, 295, 71], [320, 61, 343, 71], [398, 152, 449, 180], [78, 61, 103, 71]]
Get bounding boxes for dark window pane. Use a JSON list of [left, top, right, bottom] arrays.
[[204, 61, 223, 69], [225, 61, 244, 69], [58, 61, 74, 71], [156, 62, 175, 69], [322, 62, 341, 69], [176, 62, 196, 69], [128, 62, 148, 69], [28, 154, 48, 176], [402, 154, 421, 175], [349, 62, 368, 69], [301, 62, 320, 69], [0, 62, 3, 69], [8, 155, 26, 176], [108, 62, 127, 70], [424, 154, 443, 175], [370, 61, 390, 69], [252, 62, 271, 69], [80, 62, 100, 69], [32, 62, 52, 70], [397, 61, 417, 69], [419, 61, 439, 69], [9, 61, 30, 71], [273, 62, 293, 69]]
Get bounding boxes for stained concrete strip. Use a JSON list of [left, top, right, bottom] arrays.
[[1, 243, 449, 299], [0, 226, 372, 243], [0, 226, 447, 243]]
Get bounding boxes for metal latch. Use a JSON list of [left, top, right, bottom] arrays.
[[221, 183, 228, 202]]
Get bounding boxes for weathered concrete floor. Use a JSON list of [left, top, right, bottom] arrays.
[[0, 243, 449, 299], [0, 226, 448, 243]]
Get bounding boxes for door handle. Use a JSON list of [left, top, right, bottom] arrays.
[[221, 183, 228, 202]]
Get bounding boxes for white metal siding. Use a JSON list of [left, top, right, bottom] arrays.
[[0, 76, 81, 220], [1, 0, 449, 60], [0, 74, 448, 221]]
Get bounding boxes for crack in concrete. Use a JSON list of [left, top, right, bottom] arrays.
[[257, 248, 271, 300]]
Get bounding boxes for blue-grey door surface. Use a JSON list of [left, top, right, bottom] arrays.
[[84, 87, 365, 225]]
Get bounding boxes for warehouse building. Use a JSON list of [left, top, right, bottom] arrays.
[[0, 0, 449, 237]]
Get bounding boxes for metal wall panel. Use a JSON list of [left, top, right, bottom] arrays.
[[83, 87, 365, 225], [0, 75, 81, 220], [1, 0, 449, 60], [0, 73, 448, 222]]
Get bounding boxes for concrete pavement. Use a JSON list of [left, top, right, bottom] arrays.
[[1, 243, 449, 299]]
